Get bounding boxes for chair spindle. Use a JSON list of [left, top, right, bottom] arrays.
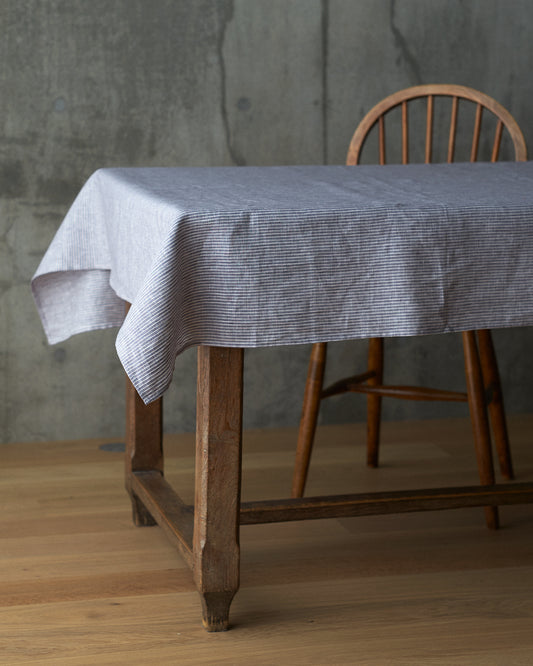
[[379, 116, 386, 165], [425, 94, 434, 163], [491, 120, 504, 162], [402, 101, 409, 164], [471, 103, 483, 162], [448, 96, 459, 163]]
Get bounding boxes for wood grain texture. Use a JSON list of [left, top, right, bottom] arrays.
[[125, 373, 163, 527], [1, 415, 533, 663], [241, 482, 533, 524], [193, 346, 244, 631], [131, 471, 193, 567]]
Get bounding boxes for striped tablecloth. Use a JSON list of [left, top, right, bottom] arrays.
[[31, 162, 533, 404]]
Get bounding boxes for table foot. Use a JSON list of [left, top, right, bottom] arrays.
[[485, 506, 499, 530], [130, 493, 157, 526], [199, 591, 237, 632]]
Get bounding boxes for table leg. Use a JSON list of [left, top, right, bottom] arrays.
[[125, 374, 164, 526], [121, 340, 533, 632], [193, 346, 244, 631]]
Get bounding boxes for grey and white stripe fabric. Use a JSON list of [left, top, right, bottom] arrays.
[[32, 162, 533, 404]]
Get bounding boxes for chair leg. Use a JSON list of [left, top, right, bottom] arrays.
[[476, 329, 514, 480], [462, 331, 499, 530], [292, 342, 327, 498], [366, 337, 384, 468]]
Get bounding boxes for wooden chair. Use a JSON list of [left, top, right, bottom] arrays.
[[291, 85, 527, 529]]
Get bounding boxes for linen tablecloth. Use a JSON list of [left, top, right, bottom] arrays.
[[31, 162, 533, 404]]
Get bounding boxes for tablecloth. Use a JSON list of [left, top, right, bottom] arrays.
[[31, 162, 533, 403]]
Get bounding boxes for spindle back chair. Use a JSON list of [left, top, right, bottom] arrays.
[[292, 85, 527, 530]]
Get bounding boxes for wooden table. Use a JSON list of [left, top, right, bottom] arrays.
[[124, 343, 533, 631], [32, 163, 533, 631]]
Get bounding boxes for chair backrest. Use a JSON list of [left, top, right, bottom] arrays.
[[346, 84, 527, 166]]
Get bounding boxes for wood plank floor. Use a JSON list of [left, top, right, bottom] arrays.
[[1, 415, 533, 665]]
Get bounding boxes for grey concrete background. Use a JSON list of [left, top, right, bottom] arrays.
[[1, 0, 532, 444]]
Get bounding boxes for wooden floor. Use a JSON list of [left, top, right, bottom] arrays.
[[2, 415, 533, 665]]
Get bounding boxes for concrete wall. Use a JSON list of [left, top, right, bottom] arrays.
[[1, 0, 532, 444]]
